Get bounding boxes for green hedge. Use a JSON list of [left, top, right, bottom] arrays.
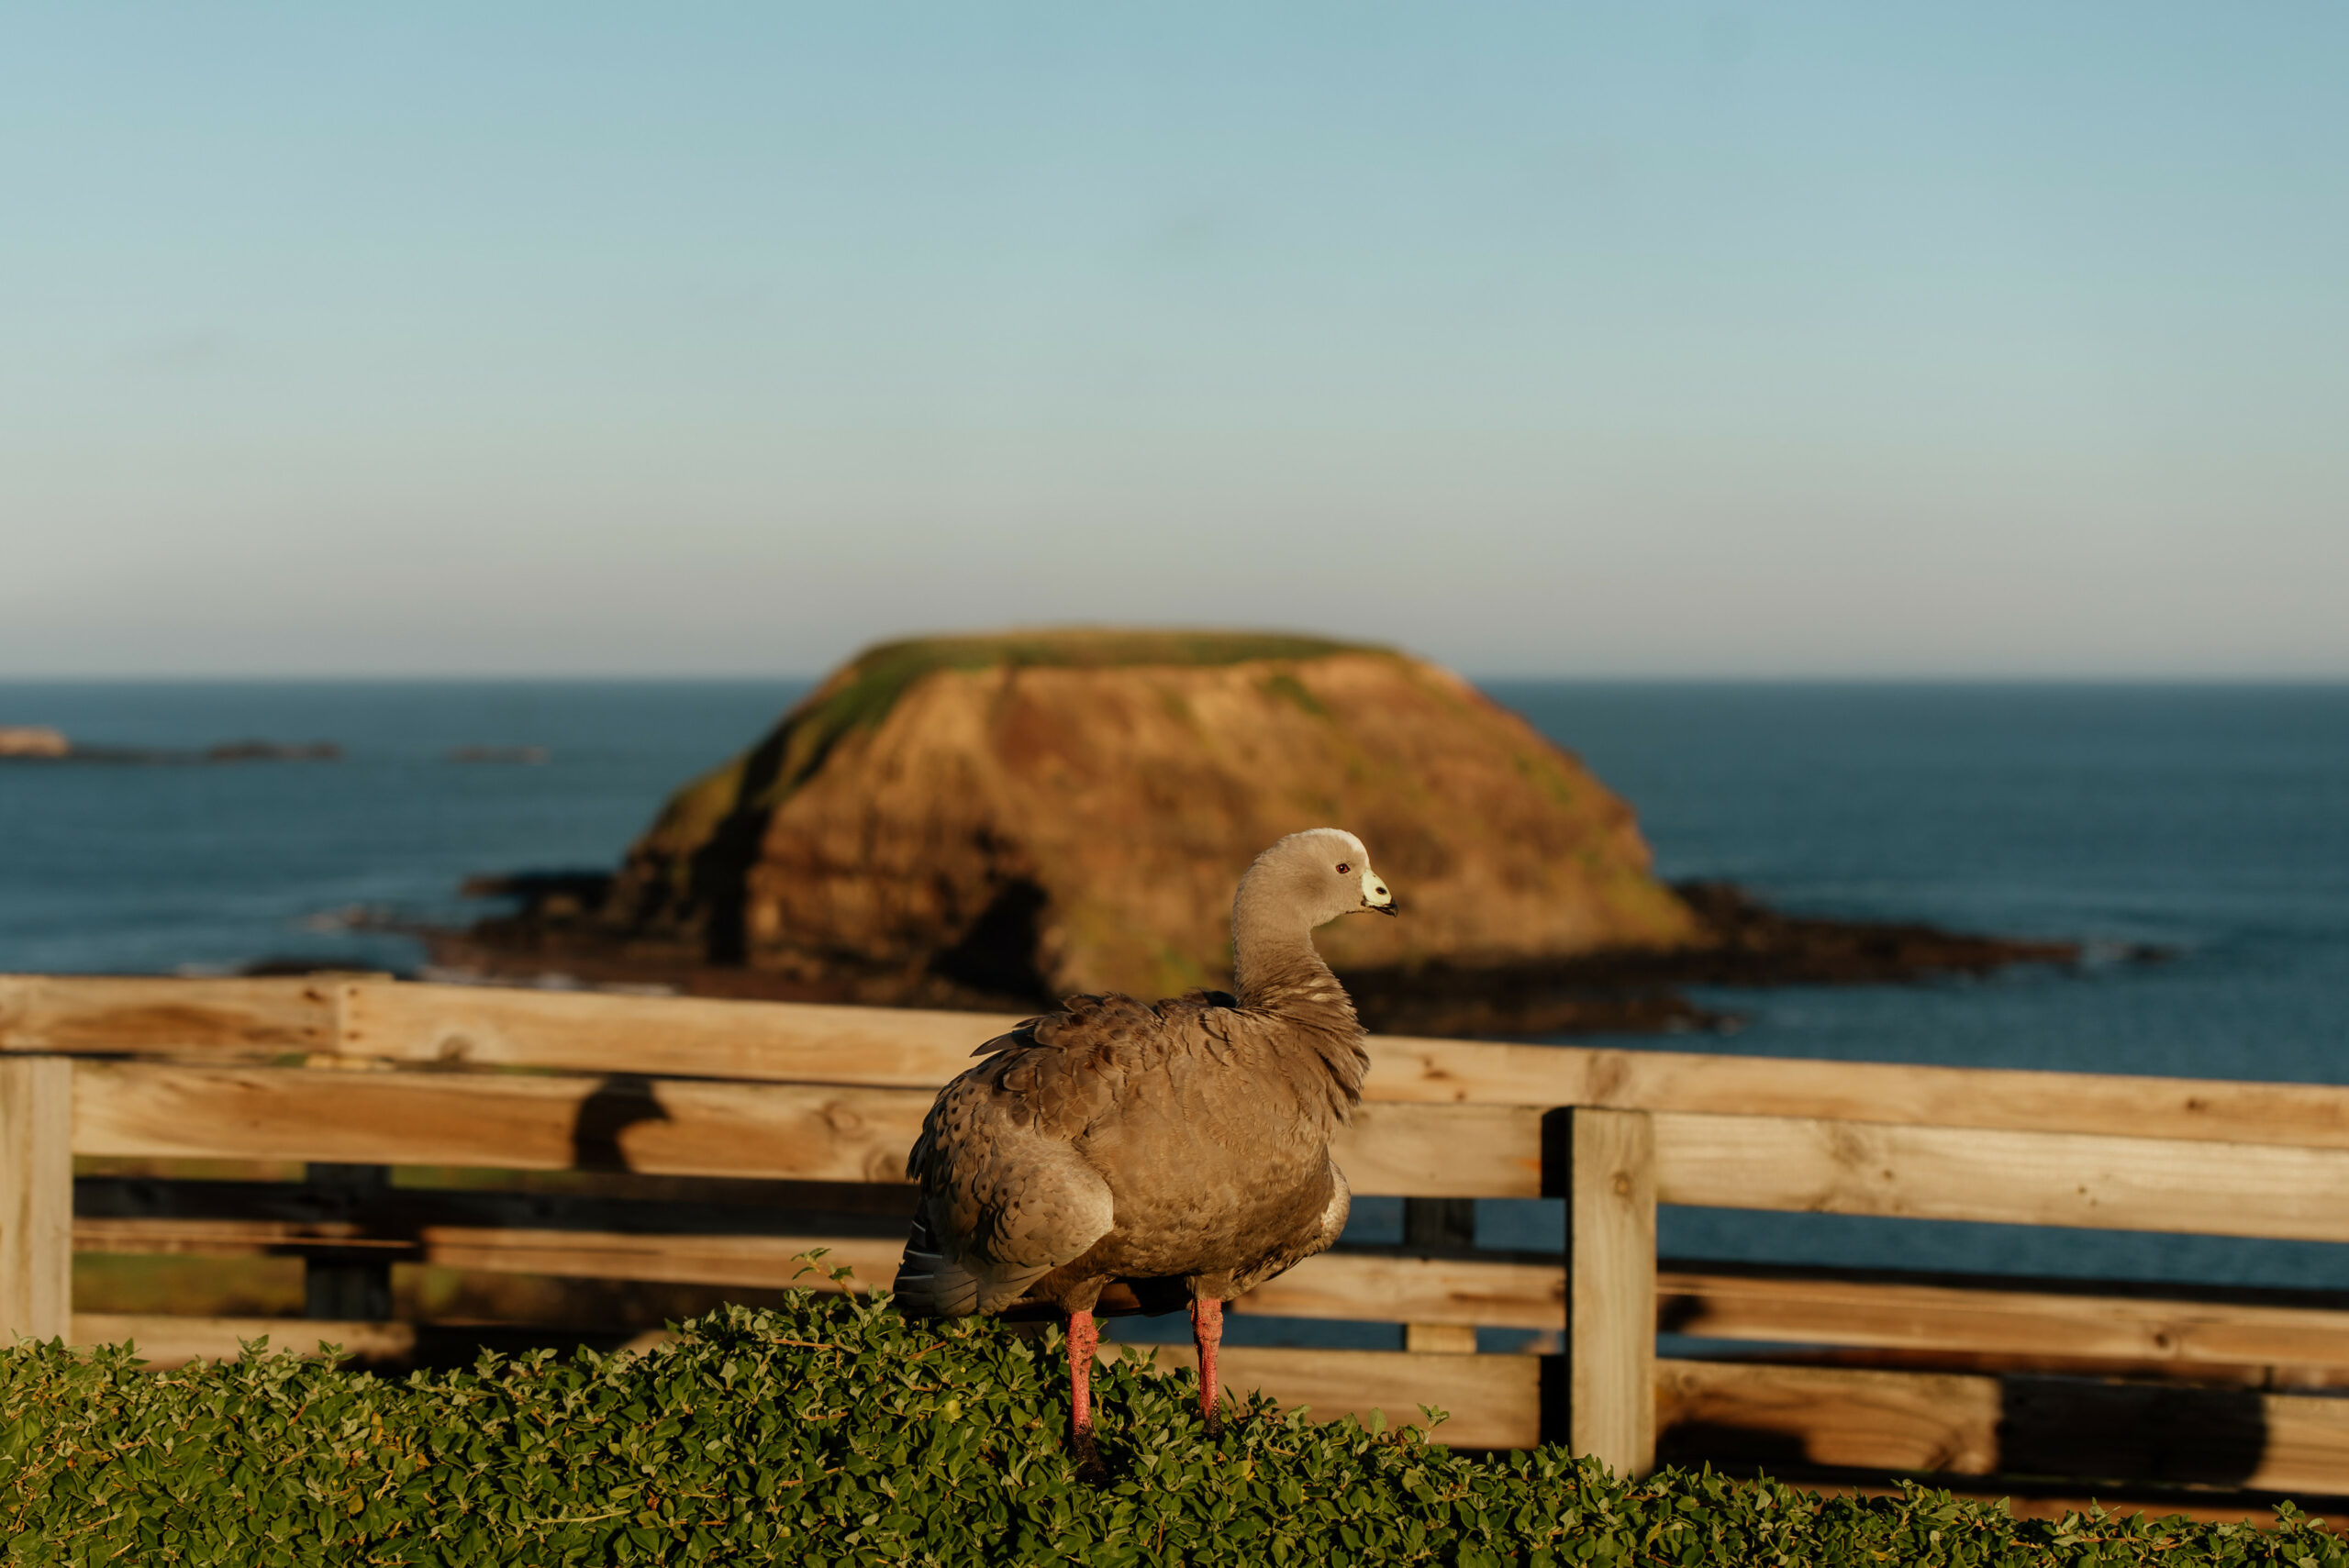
[[2, 1284, 2343, 1567]]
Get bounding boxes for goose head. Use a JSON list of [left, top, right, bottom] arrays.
[[1239, 828, 1398, 930]]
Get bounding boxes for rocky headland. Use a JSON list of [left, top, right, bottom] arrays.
[[0, 727, 340, 763], [431, 630, 2080, 1035]]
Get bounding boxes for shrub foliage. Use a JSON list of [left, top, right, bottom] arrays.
[[3, 1284, 2345, 1566]]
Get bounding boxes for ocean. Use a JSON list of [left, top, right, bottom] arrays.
[[6, 679, 2347, 1326]]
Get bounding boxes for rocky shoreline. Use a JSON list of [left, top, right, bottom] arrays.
[[399, 631, 2123, 1039], [0, 726, 340, 763], [1335, 881, 2097, 1036], [417, 873, 2101, 1039]]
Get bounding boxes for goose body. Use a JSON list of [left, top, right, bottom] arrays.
[[894, 828, 1397, 1471]]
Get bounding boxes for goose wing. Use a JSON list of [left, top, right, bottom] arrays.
[[896, 995, 1159, 1315]]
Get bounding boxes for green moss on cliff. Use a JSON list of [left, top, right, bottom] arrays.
[[821, 630, 1377, 755], [1261, 670, 1332, 719], [642, 630, 1389, 856]]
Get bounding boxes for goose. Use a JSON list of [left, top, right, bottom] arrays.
[[894, 828, 1397, 1474]]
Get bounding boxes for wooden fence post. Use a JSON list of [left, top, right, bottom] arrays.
[[304, 1163, 394, 1320], [0, 1057, 73, 1343], [1402, 1197, 1480, 1353], [1556, 1106, 1655, 1477]]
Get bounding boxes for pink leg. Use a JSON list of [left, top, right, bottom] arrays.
[[1067, 1309, 1106, 1477], [1190, 1296, 1224, 1435]]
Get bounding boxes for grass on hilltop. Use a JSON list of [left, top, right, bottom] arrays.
[[640, 628, 1393, 864]]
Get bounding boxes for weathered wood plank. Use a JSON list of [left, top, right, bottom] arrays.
[[82, 1195, 2349, 1379], [70, 1063, 1545, 1196], [4, 975, 1008, 1084], [1653, 1112, 2349, 1242], [72, 1209, 1568, 1328], [77, 1196, 2349, 1373], [1246, 1252, 1566, 1329], [1657, 1359, 2349, 1496], [434, 1227, 1524, 1328], [1367, 1035, 2349, 1151], [1658, 1269, 2349, 1371], [71, 1313, 417, 1367], [0, 975, 335, 1057], [1657, 1359, 2001, 1473], [27, 976, 2349, 1154], [1330, 1104, 1544, 1197], [1565, 1108, 1655, 1477], [1119, 1344, 1540, 1451], [344, 982, 1015, 1084], [72, 1063, 933, 1184], [74, 1217, 390, 1257], [76, 1069, 2349, 1249], [416, 1229, 906, 1291], [311, 984, 2349, 1151], [1397, 1199, 1481, 1351], [0, 1058, 72, 1340], [1998, 1373, 2336, 1491]]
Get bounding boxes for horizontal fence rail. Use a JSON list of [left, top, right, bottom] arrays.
[[72, 1192, 2349, 1379], [68, 1062, 1544, 1196], [65, 1059, 2349, 1241], [14, 973, 2349, 1503], [16, 973, 2349, 1144]]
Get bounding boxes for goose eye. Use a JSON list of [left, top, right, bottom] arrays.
[[1335, 862, 1349, 874]]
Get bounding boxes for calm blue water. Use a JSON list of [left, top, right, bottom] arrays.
[[6, 680, 2346, 1309], [0, 682, 805, 976], [1475, 684, 2349, 1318]]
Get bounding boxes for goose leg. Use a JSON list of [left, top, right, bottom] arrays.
[[1189, 1296, 1224, 1436], [1066, 1308, 1106, 1479]]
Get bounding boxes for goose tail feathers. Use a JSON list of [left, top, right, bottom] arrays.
[[893, 1210, 1059, 1318], [892, 1210, 984, 1318]]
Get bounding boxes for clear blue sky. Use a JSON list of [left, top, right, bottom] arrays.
[[5, 4, 2343, 677]]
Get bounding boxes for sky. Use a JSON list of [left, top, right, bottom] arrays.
[[3, 4, 2345, 679]]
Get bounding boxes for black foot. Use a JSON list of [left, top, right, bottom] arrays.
[[1072, 1428, 1108, 1485], [1202, 1407, 1223, 1440]]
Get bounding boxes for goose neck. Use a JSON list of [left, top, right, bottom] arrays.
[[1231, 907, 1351, 1021]]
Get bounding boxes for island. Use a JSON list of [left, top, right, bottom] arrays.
[[434, 629, 2079, 1033]]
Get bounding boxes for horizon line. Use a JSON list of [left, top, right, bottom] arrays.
[[5, 670, 2349, 687]]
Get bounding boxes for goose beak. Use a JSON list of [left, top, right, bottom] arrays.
[[1360, 871, 1397, 916]]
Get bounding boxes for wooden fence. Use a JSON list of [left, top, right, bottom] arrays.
[[11, 973, 2349, 1501]]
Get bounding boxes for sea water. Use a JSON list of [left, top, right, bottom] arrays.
[[0, 681, 802, 976], [5, 680, 2346, 1326], [1482, 684, 2349, 1321]]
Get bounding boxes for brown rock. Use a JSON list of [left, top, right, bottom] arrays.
[[0, 726, 69, 758], [582, 630, 1698, 1005]]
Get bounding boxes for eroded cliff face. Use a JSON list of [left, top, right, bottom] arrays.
[[587, 630, 1698, 1005]]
